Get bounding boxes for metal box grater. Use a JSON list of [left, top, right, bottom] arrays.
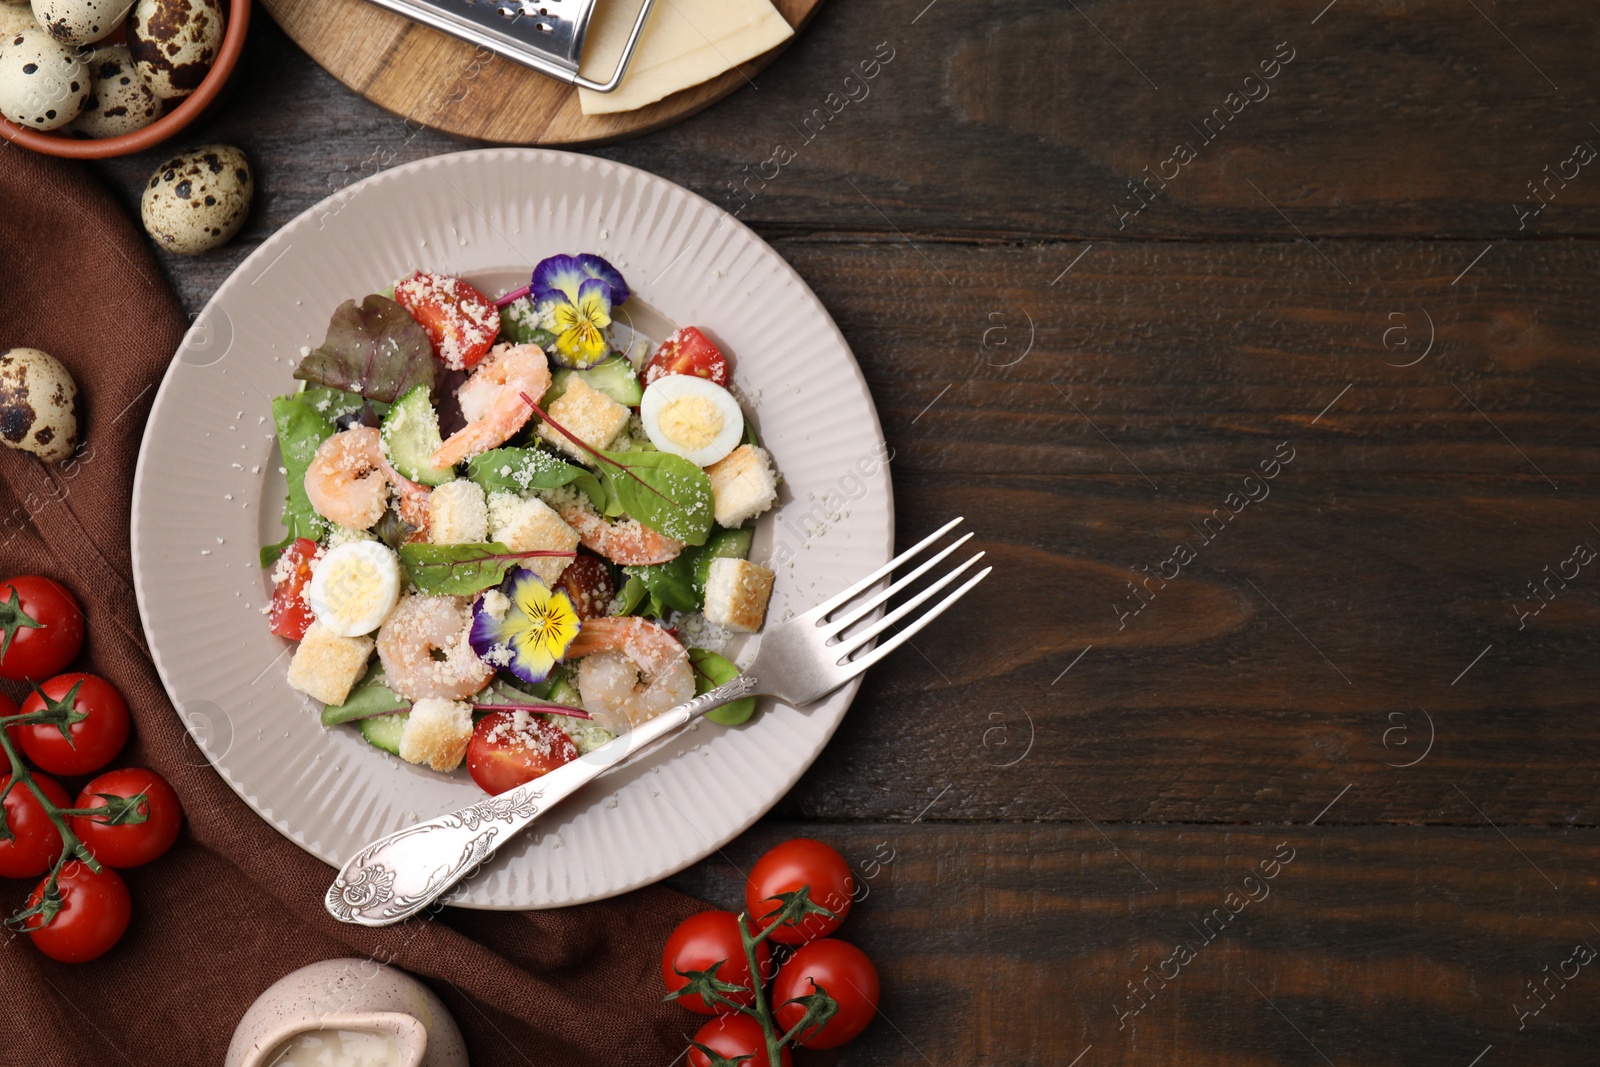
[[361, 0, 657, 91]]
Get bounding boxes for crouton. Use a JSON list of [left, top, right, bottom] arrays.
[[286, 623, 374, 706], [398, 697, 473, 772], [703, 557, 775, 633], [704, 445, 778, 528], [537, 377, 630, 461], [428, 479, 488, 544], [487, 491, 580, 583]]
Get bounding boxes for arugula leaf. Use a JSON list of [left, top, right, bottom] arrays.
[[320, 666, 408, 726], [594, 448, 714, 546], [465, 447, 606, 512], [293, 294, 438, 404], [399, 542, 576, 596], [689, 648, 757, 726], [261, 393, 336, 566]]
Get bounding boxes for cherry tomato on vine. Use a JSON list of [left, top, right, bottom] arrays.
[[268, 538, 320, 640], [772, 938, 880, 1049], [553, 555, 615, 621], [745, 838, 855, 945], [12, 674, 130, 776], [687, 1013, 791, 1067], [465, 712, 577, 796], [662, 910, 771, 1015], [70, 768, 182, 869], [394, 271, 500, 371], [643, 327, 730, 387], [0, 577, 84, 681], [22, 860, 132, 963], [0, 772, 70, 879]]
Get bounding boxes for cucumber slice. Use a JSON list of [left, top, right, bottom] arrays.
[[500, 298, 555, 347], [359, 712, 409, 755], [693, 526, 755, 598], [547, 676, 583, 709], [381, 384, 453, 486], [542, 355, 642, 409], [580, 356, 644, 407]]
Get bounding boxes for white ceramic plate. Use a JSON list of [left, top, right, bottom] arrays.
[[131, 149, 893, 908]]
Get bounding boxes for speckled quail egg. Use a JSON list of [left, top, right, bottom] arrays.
[[0, 348, 79, 463], [68, 44, 158, 136], [0, 29, 88, 130], [0, 4, 39, 39], [140, 143, 252, 254], [125, 0, 220, 101], [31, 0, 133, 46]]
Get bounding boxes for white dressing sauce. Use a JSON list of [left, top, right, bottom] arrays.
[[264, 1029, 403, 1067]]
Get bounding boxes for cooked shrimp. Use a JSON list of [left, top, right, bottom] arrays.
[[306, 427, 390, 530], [429, 343, 552, 468], [566, 616, 694, 733], [560, 504, 684, 565], [377, 450, 432, 532], [375, 594, 492, 701]]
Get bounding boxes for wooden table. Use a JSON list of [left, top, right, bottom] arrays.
[[96, 4, 1600, 1064]]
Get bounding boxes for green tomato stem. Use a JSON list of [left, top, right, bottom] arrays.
[[739, 914, 785, 1065], [0, 708, 101, 898]]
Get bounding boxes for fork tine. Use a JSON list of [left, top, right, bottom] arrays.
[[829, 551, 987, 659], [822, 531, 975, 636], [834, 565, 992, 679], [800, 516, 966, 622]]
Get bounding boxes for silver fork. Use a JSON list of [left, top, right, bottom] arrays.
[[326, 517, 990, 926]]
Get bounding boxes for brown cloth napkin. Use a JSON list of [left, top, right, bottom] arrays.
[[0, 146, 704, 1065]]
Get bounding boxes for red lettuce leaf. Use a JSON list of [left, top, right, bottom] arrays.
[[293, 294, 438, 403]]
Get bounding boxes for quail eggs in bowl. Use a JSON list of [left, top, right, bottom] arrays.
[[0, 0, 249, 159]]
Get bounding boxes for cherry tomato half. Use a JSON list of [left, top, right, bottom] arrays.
[[643, 327, 730, 388], [0, 576, 84, 681], [772, 938, 880, 1049], [269, 537, 320, 640], [71, 768, 183, 869], [12, 674, 130, 777], [0, 771, 70, 879], [745, 838, 855, 945], [662, 910, 771, 1015], [466, 712, 578, 796], [553, 554, 616, 621], [687, 1013, 791, 1067], [23, 860, 132, 963], [394, 271, 501, 371]]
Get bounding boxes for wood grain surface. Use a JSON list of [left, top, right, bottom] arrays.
[[259, 0, 823, 145], [88, 2, 1600, 1063]]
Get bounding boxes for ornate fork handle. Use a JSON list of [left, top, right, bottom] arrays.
[[326, 675, 759, 926]]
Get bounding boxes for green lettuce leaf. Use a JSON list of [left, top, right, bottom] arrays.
[[398, 542, 574, 596], [261, 392, 338, 566], [595, 449, 714, 546], [293, 294, 437, 404], [465, 447, 606, 512], [320, 666, 408, 726]]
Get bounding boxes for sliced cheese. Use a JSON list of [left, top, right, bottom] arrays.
[[578, 0, 794, 116]]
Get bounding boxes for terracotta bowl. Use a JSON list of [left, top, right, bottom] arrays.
[[0, 0, 250, 159]]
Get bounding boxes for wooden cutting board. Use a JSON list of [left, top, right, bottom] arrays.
[[261, 0, 823, 145]]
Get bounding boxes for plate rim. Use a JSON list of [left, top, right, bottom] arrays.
[[130, 146, 895, 908]]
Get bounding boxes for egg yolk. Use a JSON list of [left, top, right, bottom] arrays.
[[657, 395, 723, 450], [322, 558, 385, 623]]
